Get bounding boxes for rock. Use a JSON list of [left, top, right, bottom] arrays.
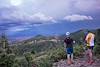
[[53, 57, 100, 67]]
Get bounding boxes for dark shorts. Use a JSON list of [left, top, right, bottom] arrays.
[[87, 46, 94, 50], [66, 48, 73, 54]]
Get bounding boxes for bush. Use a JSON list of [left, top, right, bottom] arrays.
[[33, 55, 52, 67], [94, 44, 100, 55], [13, 58, 28, 67], [48, 47, 66, 62], [74, 45, 84, 57], [0, 53, 17, 67], [35, 58, 52, 67], [24, 52, 34, 67], [32, 47, 66, 67]]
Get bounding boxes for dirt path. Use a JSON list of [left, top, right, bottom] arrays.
[[53, 57, 100, 67]]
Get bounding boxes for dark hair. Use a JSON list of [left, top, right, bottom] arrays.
[[87, 30, 95, 34], [87, 30, 91, 33], [87, 30, 93, 33]]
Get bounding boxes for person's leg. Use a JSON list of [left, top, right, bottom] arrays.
[[67, 48, 71, 65], [86, 46, 92, 62], [67, 54, 71, 65], [86, 48, 90, 63], [87, 49, 91, 62], [70, 48, 73, 63], [89, 46, 94, 64], [71, 53, 73, 63]]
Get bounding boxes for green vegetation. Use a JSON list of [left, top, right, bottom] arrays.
[[73, 45, 84, 57], [48, 47, 66, 62], [0, 29, 100, 67], [0, 34, 17, 67], [94, 29, 100, 57]]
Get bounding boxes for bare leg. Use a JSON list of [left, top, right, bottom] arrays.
[[67, 54, 71, 65], [71, 53, 73, 63], [89, 49, 94, 64], [87, 49, 90, 63], [85, 48, 91, 63]]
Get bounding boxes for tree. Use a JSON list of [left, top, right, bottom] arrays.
[[24, 52, 33, 67], [0, 34, 18, 67], [0, 34, 9, 49]]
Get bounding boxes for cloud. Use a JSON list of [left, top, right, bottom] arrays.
[[32, 12, 56, 22], [0, 7, 56, 24], [6, 26, 30, 32], [64, 14, 93, 21], [74, 0, 100, 11], [0, 0, 99, 23]]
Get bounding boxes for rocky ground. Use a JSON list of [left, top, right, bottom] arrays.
[[53, 57, 100, 67]]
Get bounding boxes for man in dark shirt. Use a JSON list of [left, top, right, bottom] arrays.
[[64, 32, 74, 65]]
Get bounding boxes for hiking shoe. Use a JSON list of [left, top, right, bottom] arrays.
[[88, 60, 94, 65]]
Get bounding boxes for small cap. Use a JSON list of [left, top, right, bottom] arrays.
[[66, 32, 70, 36]]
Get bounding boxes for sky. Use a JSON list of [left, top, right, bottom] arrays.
[[0, 0, 100, 41]]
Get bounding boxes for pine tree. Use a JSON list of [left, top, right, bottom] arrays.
[[0, 34, 9, 49], [0, 34, 18, 67], [24, 52, 35, 67]]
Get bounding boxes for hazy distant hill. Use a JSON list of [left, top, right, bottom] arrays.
[[12, 29, 97, 45], [10, 29, 98, 56]]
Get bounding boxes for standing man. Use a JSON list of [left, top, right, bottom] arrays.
[[85, 31, 95, 64], [64, 32, 74, 65]]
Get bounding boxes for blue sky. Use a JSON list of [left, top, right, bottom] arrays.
[[0, 0, 100, 40]]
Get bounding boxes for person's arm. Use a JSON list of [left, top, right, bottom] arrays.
[[85, 34, 88, 43], [64, 39, 66, 51], [64, 42, 66, 48], [83, 36, 87, 50]]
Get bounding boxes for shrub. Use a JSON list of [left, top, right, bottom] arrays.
[[48, 47, 66, 62], [35, 58, 52, 67], [73, 45, 84, 57], [13, 58, 28, 67], [94, 44, 100, 55], [24, 52, 34, 67]]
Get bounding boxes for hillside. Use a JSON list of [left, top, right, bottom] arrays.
[[10, 29, 97, 56], [13, 29, 97, 45], [0, 29, 100, 67]]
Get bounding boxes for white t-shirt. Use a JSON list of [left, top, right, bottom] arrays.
[[85, 33, 95, 46]]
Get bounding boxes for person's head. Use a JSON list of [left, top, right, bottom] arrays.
[[66, 32, 70, 37], [87, 30, 91, 33], [87, 30, 94, 34]]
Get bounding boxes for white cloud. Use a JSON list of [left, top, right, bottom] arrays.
[[0, 0, 100, 19], [31, 12, 56, 22], [7, 26, 30, 32], [74, 0, 100, 11], [0, 9, 56, 24], [0, 0, 99, 25], [64, 14, 93, 22]]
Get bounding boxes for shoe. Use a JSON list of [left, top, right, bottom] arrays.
[[71, 61, 74, 64], [87, 60, 90, 63], [67, 60, 71, 65], [89, 60, 94, 65]]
